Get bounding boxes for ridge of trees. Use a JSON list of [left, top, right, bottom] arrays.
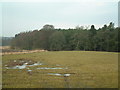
[[11, 22, 120, 52]]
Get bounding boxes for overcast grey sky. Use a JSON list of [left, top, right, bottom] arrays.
[[0, 0, 119, 37]]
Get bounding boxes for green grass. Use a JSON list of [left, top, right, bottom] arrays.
[[2, 51, 118, 88]]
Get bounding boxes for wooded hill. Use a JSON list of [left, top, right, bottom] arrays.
[[11, 22, 120, 52]]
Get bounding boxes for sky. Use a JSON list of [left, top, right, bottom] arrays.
[[0, 0, 119, 37]]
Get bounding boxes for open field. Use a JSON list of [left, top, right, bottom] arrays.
[[2, 51, 118, 88]]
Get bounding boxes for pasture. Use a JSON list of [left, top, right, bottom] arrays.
[[2, 51, 118, 88]]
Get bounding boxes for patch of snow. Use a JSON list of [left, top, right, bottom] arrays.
[[27, 70, 32, 72], [24, 63, 28, 65], [28, 62, 42, 66], [64, 74, 71, 77], [14, 64, 27, 69], [5, 65, 7, 67], [6, 64, 27, 69], [37, 67, 67, 69], [48, 73, 62, 76], [48, 73, 71, 77], [14, 60, 17, 62]]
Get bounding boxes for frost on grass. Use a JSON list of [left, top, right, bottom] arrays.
[[37, 67, 68, 70], [48, 73, 71, 77], [4, 59, 67, 70], [5, 59, 43, 69]]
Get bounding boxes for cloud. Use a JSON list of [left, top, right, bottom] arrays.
[[1, 1, 118, 36], [0, 0, 119, 2]]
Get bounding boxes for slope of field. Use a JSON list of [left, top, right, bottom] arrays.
[[2, 51, 118, 88]]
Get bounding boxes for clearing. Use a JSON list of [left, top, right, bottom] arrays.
[[2, 51, 118, 88]]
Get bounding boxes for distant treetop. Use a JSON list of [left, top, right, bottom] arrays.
[[41, 24, 54, 30]]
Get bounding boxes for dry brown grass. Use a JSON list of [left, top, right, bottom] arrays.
[[2, 50, 47, 55], [0, 46, 47, 55], [0, 46, 10, 50]]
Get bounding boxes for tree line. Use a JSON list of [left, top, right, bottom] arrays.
[[11, 22, 120, 52], [1, 37, 13, 46]]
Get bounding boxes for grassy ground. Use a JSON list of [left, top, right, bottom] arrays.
[[2, 51, 118, 88]]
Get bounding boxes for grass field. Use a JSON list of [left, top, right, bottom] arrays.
[[2, 51, 118, 88]]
